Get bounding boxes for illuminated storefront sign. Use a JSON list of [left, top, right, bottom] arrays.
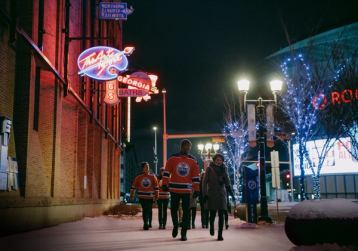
[[104, 80, 119, 105], [293, 137, 358, 176], [312, 88, 358, 109], [118, 88, 148, 97], [77, 46, 134, 81]]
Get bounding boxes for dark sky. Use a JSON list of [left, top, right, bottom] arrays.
[[123, 0, 357, 169]]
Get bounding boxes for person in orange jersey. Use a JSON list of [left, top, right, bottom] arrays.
[[130, 162, 159, 230], [157, 168, 170, 229], [162, 139, 200, 241]]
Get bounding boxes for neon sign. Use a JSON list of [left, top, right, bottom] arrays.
[[118, 88, 148, 97], [312, 88, 358, 109], [104, 80, 119, 105], [117, 72, 158, 94], [78, 46, 134, 81]]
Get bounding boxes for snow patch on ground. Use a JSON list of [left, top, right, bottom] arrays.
[[289, 199, 358, 219], [291, 243, 358, 251]]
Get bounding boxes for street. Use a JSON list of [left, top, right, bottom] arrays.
[[0, 210, 294, 251]]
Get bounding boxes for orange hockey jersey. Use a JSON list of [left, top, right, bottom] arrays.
[[162, 153, 200, 194], [158, 179, 170, 199], [130, 173, 159, 199]]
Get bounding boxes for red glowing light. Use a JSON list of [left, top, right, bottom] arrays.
[[104, 80, 119, 105], [123, 46, 135, 55], [312, 88, 358, 109]]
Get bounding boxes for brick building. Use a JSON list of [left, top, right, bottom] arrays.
[[0, 0, 126, 234]]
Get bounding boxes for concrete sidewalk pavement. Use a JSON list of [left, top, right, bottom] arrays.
[[0, 210, 294, 251]]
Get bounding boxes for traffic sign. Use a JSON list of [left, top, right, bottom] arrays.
[[99, 2, 128, 20]]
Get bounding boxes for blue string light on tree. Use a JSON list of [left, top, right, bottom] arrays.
[[279, 52, 347, 199]]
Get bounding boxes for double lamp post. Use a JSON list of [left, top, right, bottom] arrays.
[[197, 142, 220, 165], [237, 78, 283, 223]]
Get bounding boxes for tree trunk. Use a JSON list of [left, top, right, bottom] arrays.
[[298, 141, 305, 201], [312, 175, 321, 199]]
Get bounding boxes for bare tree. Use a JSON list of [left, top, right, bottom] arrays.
[[222, 95, 248, 199], [278, 48, 343, 199]]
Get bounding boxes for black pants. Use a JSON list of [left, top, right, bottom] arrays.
[[210, 210, 225, 237], [139, 199, 153, 227], [224, 210, 228, 227], [225, 201, 231, 227], [188, 207, 197, 227], [157, 199, 169, 227], [170, 192, 190, 229], [200, 201, 209, 227]]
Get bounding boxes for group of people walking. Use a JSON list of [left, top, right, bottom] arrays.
[[130, 139, 234, 241]]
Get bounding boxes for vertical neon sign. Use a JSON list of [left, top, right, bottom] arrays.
[[104, 80, 119, 105]]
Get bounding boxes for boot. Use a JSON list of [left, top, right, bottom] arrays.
[[181, 228, 187, 241], [209, 210, 215, 236], [218, 224, 224, 241], [172, 226, 178, 238], [218, 211, 224, 241], [209, 222, 215, 236]]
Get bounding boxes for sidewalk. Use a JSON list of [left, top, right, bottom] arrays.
[[0, 210, 294, 251]]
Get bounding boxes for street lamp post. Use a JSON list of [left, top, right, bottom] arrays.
[[197, 142, 220, 167], [237, 78, 282, 223], [153, 126, 158, 174], [162, 89, 167, 166]]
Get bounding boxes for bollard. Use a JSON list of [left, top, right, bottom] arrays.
[[285, 199, 358, 246]]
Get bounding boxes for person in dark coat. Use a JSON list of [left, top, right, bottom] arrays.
[[202, 154, 233, 241]]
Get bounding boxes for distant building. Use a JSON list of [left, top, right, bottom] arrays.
[[269, 22, 358, 200]]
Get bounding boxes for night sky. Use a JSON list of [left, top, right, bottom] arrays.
[[123, 0, 357, 169]]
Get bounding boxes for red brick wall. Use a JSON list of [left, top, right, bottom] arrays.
[[0, 2, 16, 158], [1, 0, 123, 207]]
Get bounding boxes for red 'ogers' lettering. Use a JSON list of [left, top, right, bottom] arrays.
[[341, 89, 353, 103], [331, 91, 341, 105], [314, 88, 358, 109]]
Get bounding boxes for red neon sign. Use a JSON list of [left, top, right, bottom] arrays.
[[104, 80, 119, 105], [312, 88, 358, 109], [118, 88, 148, 97], [117, 72, 159, 94]]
